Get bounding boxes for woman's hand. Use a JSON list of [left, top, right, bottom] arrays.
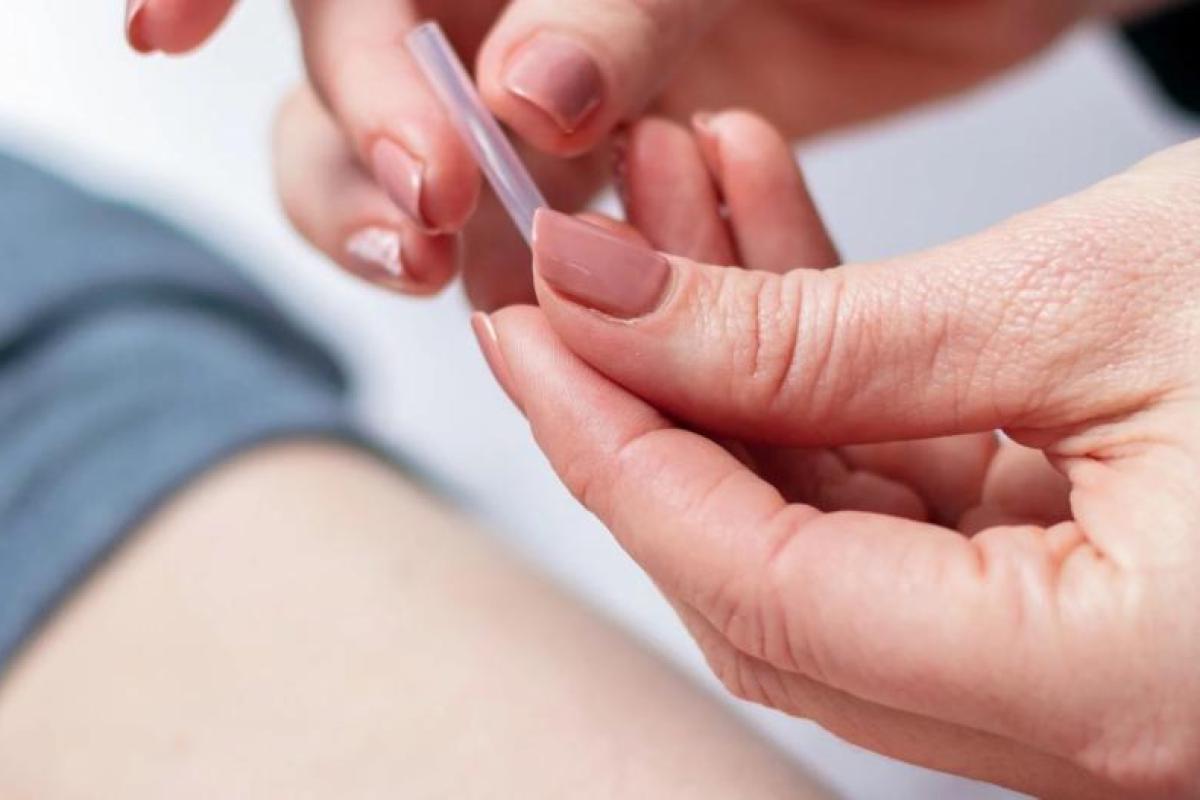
[[127, 0, 1163, 308], [480, 113, 1200, 798]]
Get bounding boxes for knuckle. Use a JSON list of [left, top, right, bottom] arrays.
[[763, 270, 857, 426], [706, 503, 831, 682], [760, 505, 835, 681], [692, 263, 861, 429], [713, 269, 805, 421], [566, 425, 659, 523]]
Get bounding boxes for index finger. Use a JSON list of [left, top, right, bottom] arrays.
[[292, 0, 482, 233]]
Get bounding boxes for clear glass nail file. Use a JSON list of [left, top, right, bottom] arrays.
[[407, 21, 547, 244]]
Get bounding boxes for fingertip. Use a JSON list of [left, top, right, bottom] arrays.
[[396, 228, 461, 293], [490, 303, 549, 350], [471, 311, 525, 412], [489, 304, 569, 404], [125, 0, 154, 53], [691, 108, 837, 271], [477, 31, 610, 157], [129, 0, 237, 55], [690, 108, 796, 186], [622, 116, 735, 263], [371, 126, 483, 235], [341, 226, 460, 296]]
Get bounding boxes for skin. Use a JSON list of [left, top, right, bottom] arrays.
[[129, 0, 1168, 308], [0, 441, 833, 799], [480, 114, 1200, 798], [123, 1, 1196, 794]]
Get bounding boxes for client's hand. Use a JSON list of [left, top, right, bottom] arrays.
[[125, 0, 1163, 308], [481, 113, 1200, 799]]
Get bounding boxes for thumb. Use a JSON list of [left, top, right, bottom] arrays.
[[476, 0, 731, 156], [528, 171, 1169, 446]]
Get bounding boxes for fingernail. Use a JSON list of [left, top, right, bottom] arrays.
[[371, 139, 430, 229], [345, 227, 407, 284], [126, 0, 153, 53], [503, 33, 603, 134], [470, 313, 523, 412], [533, 208, 670, 319], [691, 112, 723, 180]]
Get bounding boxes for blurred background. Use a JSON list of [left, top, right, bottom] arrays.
[[2, 5, 1194, 798]]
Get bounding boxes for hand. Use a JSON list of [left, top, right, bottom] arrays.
[[125, 0, 1161, 308], [479, 113, 1200, 799]]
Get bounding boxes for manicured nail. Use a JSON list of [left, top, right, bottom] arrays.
[[345, 227, 406, 284], [371, 139, 429, 229], [126, 0, 153, 53], [470, 313, 523, 412], [503, 33, 603, 134], [533, 209, 670, 319]]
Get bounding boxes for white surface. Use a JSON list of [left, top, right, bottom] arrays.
[[2, 6, 1195, 799]]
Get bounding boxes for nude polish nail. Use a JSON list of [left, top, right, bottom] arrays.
[[371, 139, 429, 229], [533, 209, 670, 319], [126, 0, 153, 53], [470, 313, 523, 412], [503, 33, 603, 134], [345, 227, 406, 284]]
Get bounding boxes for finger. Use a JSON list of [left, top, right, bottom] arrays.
[[528, 169, 1162, 446], [274, 87, 458, 294], [618, 113, 924, 518], [488, 305, 1112, 751], [673, 605, 1118, 800], [959, 442, 1072, 534], [751, 447, 926, 521], [841, 434, 1000, 527], [476, 0, 733, 156], [292, 0, 481, 233], [619, 118, 736, 264], [691, 110, 838, 272], [461, 143, 613, 311], [126, 0, 237, 54], [682, 109, 998, 524], [462, 208, 647, 311]]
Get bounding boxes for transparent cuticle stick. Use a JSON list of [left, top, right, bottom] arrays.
[[407, 21, 548, 245]]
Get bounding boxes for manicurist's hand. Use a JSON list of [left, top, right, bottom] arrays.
[[126, 0, 1165, 308], [478, 113, 1200, 798]]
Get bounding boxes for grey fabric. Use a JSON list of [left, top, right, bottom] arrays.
[[0, 153, 366, 672]]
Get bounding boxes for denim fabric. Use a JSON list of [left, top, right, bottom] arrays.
[[0, 153, 364, 672]]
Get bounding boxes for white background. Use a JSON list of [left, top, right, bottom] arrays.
[[2, 4, 1196, 798]]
